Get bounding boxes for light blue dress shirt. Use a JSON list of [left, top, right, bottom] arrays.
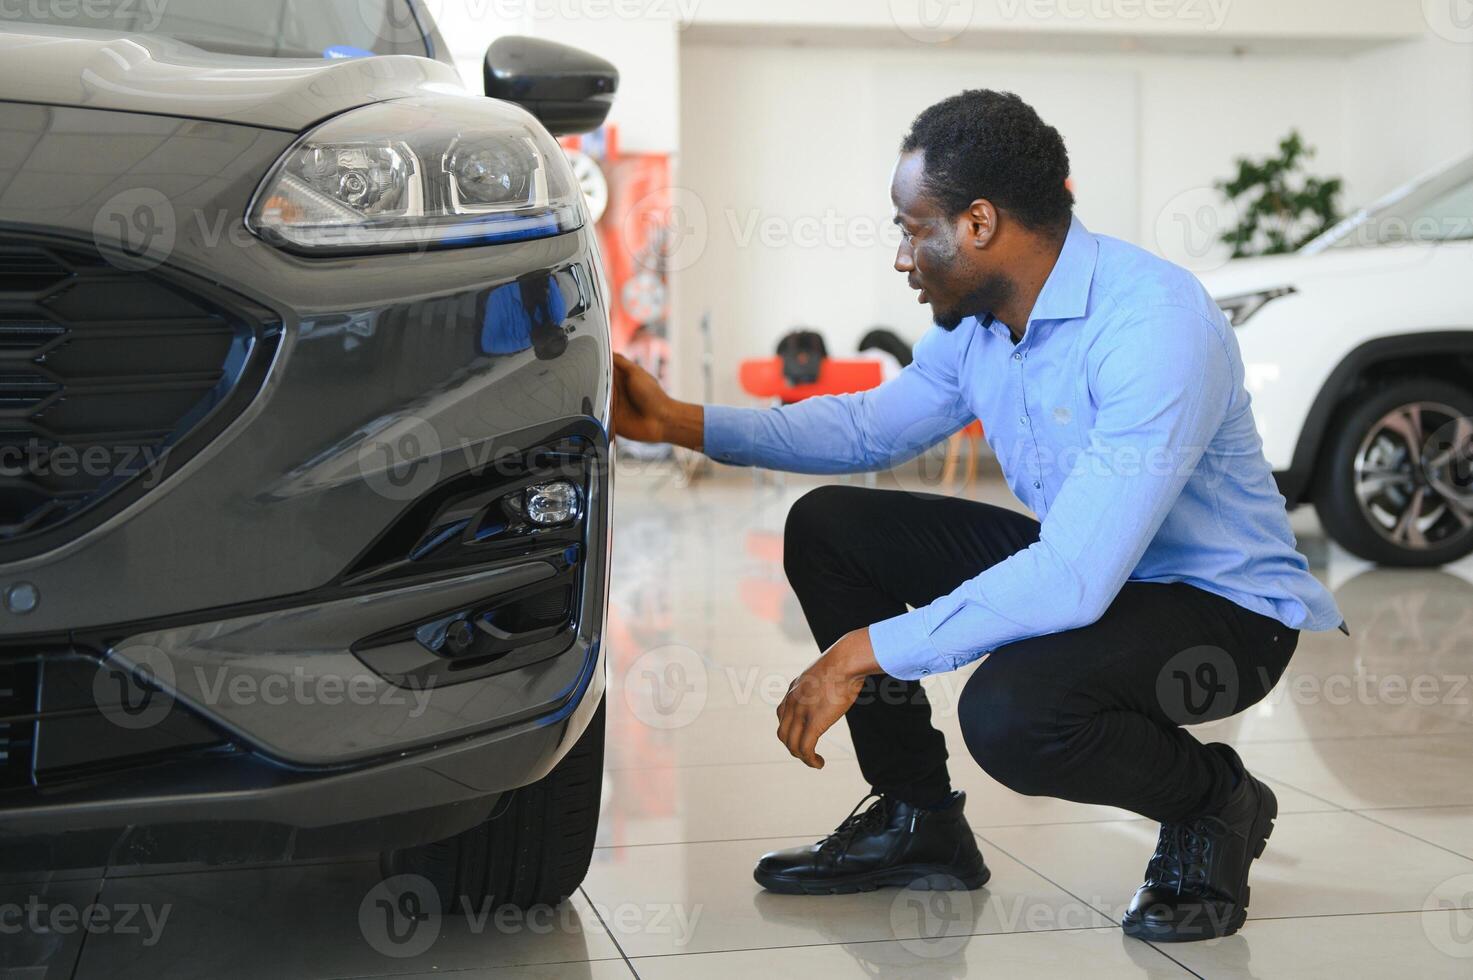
[[704, 217, 1343, 681]]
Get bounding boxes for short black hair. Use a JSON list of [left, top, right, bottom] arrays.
[[901, 89, 1074, 234]]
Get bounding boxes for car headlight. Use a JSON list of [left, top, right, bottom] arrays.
[[1216, 286, 1296, 328], [247, 97, 584, 254]]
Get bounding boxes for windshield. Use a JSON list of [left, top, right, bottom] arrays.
[[1, 0, 429, 60], [1308, 155, 1473, 252]]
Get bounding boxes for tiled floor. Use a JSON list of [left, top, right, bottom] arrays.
[[16, 466, 1473, 978]]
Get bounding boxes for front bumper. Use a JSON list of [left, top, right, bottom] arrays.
[[0, 102, 614, 866]]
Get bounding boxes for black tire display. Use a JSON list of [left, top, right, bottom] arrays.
[[382, 697, 605, 910], [1313, 378, 1473, 566]]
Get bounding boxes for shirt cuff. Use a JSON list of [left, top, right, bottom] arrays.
[[868, 609, 948, 681], [702, 404, 755, 466]]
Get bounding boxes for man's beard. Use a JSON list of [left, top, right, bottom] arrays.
[[934, 273, 1015, 331]]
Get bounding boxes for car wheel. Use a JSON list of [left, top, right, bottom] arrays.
[[1313, 378, 1473, 566], [381, 697, 604, 911]]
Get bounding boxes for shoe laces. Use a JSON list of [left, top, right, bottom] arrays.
[[818, 794, 894, 858], [1149, 816, 1230, 896]]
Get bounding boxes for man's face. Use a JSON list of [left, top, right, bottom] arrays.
[[891, 150, 1013, 331]]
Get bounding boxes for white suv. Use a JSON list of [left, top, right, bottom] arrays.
[[1201, 156, 1473, 567]]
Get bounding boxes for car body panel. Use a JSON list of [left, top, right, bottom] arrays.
[[0, 101, 611, 632], [1202, 238, 1473, 476], [0, 22, 467, 131], [0, 7, 615, 866]]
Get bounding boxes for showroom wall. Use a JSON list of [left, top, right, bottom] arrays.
[[676, 42, 1352, 400], [428, 1, 1473, 403]]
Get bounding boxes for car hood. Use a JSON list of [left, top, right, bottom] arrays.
[[1198, 243, 1436, 299], [0, 23, 467, 132]]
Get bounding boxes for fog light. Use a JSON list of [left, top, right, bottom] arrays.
[[525, 481, 580, 526]]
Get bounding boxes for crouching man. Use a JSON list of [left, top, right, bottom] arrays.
[[611, 89, 1343, 942]]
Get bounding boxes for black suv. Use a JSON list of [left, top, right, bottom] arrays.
[[0, 0, 616, 911]]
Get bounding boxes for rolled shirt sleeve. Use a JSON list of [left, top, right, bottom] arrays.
[[868, 307, 1235, 680]]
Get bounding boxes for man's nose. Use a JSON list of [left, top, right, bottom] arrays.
[[895, 241, 914, 274]]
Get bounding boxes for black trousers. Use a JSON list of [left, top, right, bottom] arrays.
[[783, 485, 1298, 824]]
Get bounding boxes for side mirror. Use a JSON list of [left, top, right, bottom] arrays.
[[484, 36, 618, 137]]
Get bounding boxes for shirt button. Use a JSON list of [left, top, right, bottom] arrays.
[[1033, 481, 1042, 489], [1012, 352, 1022, 361], [1019, 416, 1029, 426], [918, 668, 931, 676]]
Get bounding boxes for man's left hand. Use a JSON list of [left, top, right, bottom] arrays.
[[776, 628, 881, 769]]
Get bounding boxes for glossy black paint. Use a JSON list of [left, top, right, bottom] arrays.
[[0, 19, 615, 870], [484, 36, 620, 136]]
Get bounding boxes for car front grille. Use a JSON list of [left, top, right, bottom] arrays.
[[0, 235, 276, 546], [0, 649, 231, 791]]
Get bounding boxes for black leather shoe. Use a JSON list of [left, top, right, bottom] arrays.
[[1121, 745, 1278, 942], [753, 791, 990, 895]]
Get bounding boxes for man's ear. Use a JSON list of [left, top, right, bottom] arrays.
[[965, 200, 998, 249]]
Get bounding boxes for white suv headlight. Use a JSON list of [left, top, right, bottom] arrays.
[[247, 97, 584, 254], [1217, 286, 1296, 328]]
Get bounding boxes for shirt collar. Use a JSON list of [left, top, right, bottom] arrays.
[[1027, 215, 1099, 325]]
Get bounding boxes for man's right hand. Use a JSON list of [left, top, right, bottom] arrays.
[[612, 353, 670, 443], [612, 353, 706, 450]]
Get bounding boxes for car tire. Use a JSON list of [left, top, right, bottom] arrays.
[[381, 697, 605, 911], [1313, 378, 1473, 567]]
